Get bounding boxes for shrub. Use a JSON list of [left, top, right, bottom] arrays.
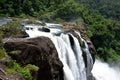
[[0, 20, 23, 37], [25, 64, 39, 72], [5, 60, 32, 80], [0, 49, 6, 59]]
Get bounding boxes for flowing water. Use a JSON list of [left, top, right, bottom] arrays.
[[24, 24, 93, 80], [75, 31, 93, 76], [92, 59, 120, 80]]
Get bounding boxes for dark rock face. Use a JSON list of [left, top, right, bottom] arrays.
[[4, 37, 64, 80]]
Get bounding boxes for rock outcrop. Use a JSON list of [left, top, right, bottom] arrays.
[[4, 37, 64, 80]]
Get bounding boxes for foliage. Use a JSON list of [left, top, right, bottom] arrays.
[[76, 0, 120, 20], [0, 0, 120, 20], [0, 0, 65, 18], [84, 13, 120, 62], [25, 64, 39, 72], [53, 0, 82, 21], [0, 19, 23, 37], [0, 49, 6, 59], [5, 60, 32, 80], [97, 47, 120, 62], [0, 29, 6, 59], [77, 6, 120, 62]]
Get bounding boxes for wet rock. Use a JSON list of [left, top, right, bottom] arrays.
[[86, 40, 96, 62], [4, 37, 64, 80]]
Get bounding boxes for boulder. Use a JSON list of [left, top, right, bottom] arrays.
[[4, 37, 64, 80]]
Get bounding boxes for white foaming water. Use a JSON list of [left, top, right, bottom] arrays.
[[68, 34, 87, 80], [55, 34, 80, 80], [75, 31, 93, 76], [24, 24, 93, 80], [92, 60, 120, 80]]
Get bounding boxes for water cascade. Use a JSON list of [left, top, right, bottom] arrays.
[[92, 59, 120, 80], [24, 24, 94, 80], [75, 31, 93, 76]]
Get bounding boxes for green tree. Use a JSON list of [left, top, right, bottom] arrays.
[[23, 0, 32, 15]]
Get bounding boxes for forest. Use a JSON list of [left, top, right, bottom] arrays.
[[0, 0, 120, 62]]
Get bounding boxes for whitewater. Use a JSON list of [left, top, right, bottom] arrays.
[[92, 59, 120, 80]]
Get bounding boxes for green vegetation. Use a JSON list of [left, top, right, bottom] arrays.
[[5, 60, 39, 80], [0, 29, 6, 59], [0, 0, 120, 20], [0, 49, 6, 59], [25, 64, 39, 72], [76, 0, 120, 20], [0, 19, 23, 37], [87, 18, 120, 62]]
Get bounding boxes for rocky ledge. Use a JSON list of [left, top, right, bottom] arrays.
[[4, 37, 64, 80]]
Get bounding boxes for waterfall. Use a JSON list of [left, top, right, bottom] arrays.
[[92, 59, 120, 80], [24, 24, 93, 80], [75, 31, 93, 76]]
